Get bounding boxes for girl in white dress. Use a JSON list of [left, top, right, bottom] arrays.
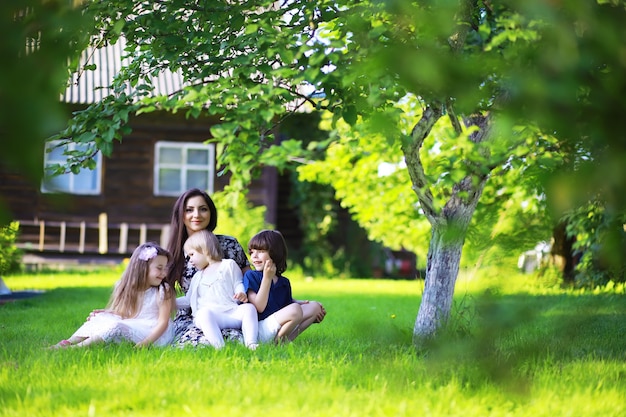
[[179, 230, 258, 349], [49, 243, 176, 348]]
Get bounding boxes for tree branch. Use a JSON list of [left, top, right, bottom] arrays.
[[445, 111, 493, 214], [402, 102, 444, 225], [446, 98, 463, 136]]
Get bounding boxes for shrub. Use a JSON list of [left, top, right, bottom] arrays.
[[212, 189, 271, 253], [0, 222, 22, 274], [563, 202, 626, 287]]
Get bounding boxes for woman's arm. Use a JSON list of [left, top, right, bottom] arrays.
[[176, 295, 190, 309]]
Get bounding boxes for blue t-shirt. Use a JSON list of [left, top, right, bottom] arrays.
[[243, 270, 293, 321]]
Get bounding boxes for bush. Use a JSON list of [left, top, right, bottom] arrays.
[[563, 202, 626, 287], [212, 189, 271, 253], [0, 222, 22, 274]]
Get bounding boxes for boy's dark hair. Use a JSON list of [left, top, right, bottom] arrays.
[[248, 229, 287, 275]]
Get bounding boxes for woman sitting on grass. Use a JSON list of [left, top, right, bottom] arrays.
[[166, 188, 250, 347], [49, 243, 176, 349]]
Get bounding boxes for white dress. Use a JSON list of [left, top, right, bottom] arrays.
[[72, 286, 174, 346]]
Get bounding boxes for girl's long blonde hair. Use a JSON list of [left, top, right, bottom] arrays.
[[107, 242, 173, 318]]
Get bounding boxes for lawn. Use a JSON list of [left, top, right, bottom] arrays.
[[1, 268, 625, 417]]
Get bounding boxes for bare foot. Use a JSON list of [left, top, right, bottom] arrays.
[[48, 340, 72, 350]]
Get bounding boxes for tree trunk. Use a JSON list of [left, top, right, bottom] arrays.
[[413, 223, 465, 341], [404, 99, 492, 345], [411, 173, 489, 344], [551, 221, 577, 284]]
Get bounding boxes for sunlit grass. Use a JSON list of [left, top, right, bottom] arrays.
[[1, 268, 625, 417]]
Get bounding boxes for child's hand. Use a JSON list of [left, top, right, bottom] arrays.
[[297, 300, 327, 323], [233, 292, 248, 303], [262, 259, 276, 279]]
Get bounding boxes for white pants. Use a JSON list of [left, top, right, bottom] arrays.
[[258, 315, 282, 343], [194, 303, 258, 348]]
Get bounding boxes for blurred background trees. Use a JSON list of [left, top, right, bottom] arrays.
[[0, 0, 91, 216]]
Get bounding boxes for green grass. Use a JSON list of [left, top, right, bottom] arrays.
[[1, 269, 625, 416]]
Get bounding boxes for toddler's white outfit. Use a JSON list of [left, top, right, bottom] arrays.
[[181, 259, 258, 348]]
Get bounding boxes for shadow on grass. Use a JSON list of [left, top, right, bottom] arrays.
[[0, 290, 45, 305], [417, 290, 626, 395], [308, 288, 626, 392], [2, 285, 624, 365]]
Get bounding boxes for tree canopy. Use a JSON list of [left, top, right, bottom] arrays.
[[43, 0, 625, 213], [4, 0, 625, 340]]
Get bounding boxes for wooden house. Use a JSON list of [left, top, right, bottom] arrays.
[[0, 40, 416, 277], [0, 40, 295, 265]]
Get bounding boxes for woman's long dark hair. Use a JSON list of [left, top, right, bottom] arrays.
[[166, 188, 217, 288]]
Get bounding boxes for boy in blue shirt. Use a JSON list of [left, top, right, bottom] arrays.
[[244, 230, 326, 343]]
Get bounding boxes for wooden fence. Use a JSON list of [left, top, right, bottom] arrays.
[[16, 214, 171, 256]]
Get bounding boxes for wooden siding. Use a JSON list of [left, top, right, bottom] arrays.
[[0, 109, 281, 259]]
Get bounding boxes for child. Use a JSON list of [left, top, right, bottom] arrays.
[[179, 230, 258, 349], [49, 243, 176, 348], [244, 230, 326, 344]]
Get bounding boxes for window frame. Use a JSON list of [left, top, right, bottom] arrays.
[[41, 141, 102, 195], [153, 141, 215, 197]]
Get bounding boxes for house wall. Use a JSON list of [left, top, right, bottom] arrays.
[[0, 109, 279, 255]]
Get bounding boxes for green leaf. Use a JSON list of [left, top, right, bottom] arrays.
[[343, 106, 357, 126], [76, 132, 96, 143], [112, 19, 125, 35], [245, 24, 258, 35]]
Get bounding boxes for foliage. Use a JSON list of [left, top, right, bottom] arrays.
[[49, 0, 326, 184], [1, 270, 626, 416], [43, 1, 625, 235], [211, 189, 271, 255], [462, 127, 562, 268], [36, 0, 626, 337], [299, 102, 561, 269], [280, 113, 378, 278], [0, 0, 93, 224], [285, 190, 392, 279], [508, 1, 626, 217], [0, 222, 22, 274], [299, 108, 432, 261], [562, 201, 626, 287]]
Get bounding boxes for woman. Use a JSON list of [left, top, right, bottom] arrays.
[[166, 188, 250, 347]]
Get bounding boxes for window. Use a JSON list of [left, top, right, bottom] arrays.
[[41, 142, 102, 195], [154, 142, 215, 196]]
